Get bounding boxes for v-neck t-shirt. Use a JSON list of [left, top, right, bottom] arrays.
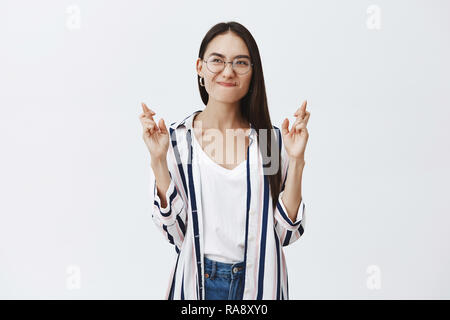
[[192, 129, 248, 264]]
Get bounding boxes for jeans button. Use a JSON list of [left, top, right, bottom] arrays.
[[205, 273, 209, 278], [233, 267, 238, 273]]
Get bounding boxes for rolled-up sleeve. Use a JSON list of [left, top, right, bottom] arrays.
[[274, 189, 306, 247], [153, 171, 185, 225], [275, 190, 305, 231], [273, 126, 306, 247], [151, 140, 188, 253]]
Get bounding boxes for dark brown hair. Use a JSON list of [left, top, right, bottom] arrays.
[[197, 21, 282, 210]]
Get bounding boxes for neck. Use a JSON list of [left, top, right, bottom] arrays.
[[194, 99, 249, 132]]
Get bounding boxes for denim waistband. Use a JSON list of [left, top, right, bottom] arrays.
[[204, 256, 245, 280]]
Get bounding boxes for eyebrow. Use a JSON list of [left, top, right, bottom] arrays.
[[208, 52, 251, 59]]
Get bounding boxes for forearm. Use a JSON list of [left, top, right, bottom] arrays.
[[281, 158, 305, 222], [151, 158, 171, 208]]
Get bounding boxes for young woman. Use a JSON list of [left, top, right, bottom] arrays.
[[139, 21, 310, 300]]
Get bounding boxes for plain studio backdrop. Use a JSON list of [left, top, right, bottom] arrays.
[[0, 0, 449, 299]]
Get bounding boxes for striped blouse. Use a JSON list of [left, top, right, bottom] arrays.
[[151, 109, 306, 300]]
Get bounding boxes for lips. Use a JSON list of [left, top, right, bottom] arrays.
[[217, 82, 236, 87]]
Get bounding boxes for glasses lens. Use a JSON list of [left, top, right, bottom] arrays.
[[206, 56, 225, 73], [206, 56, 252, 74], [233, 57, 251, 74]]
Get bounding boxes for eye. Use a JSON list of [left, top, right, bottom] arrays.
[[235, 60, 249, 66]]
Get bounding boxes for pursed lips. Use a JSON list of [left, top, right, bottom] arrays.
[[217, 82, 236, 87]]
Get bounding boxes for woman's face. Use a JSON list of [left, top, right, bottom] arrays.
[[197, 32, 253, 104]]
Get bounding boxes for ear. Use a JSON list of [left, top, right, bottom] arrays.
[[196, 58, 204, 77]]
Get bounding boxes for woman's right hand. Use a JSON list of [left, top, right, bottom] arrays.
[[139, 102, 169, 162]]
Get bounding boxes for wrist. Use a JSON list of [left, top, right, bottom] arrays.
[[151, 157, 167, 170], [289, 157, 306, 168]]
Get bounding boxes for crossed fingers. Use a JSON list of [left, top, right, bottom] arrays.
[[140, 102, 160, 134], [291, 100, 310, 133]]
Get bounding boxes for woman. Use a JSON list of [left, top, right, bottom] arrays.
[[139, 21, 310, 300]]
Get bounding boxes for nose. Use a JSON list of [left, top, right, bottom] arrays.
[[221, 62, 235, 76]]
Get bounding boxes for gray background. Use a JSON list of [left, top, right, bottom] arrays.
[[1, 0, 449, 299]]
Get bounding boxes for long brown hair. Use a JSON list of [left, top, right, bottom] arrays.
[[197, 21, 282, 210]]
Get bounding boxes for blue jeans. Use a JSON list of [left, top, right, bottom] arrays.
[[204, 256, 246, 300]]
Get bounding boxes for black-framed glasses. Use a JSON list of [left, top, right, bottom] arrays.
[[203, 56, 253, 75]]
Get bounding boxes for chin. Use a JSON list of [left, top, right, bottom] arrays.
[[213, 93, 241, 104]]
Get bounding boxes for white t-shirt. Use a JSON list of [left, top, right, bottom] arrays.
[[192, 130, 247, 264]]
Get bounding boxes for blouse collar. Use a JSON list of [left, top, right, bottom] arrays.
[[176, 109, 256, 140]]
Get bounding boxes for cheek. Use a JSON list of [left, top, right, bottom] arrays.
[[204, 75, 216, 89], [240, 76, 252, 90]]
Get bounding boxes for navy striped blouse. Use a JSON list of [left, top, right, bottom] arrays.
[[151, 109, 306, 300]]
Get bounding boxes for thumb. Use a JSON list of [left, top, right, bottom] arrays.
[[159, 118, 168, 134], [281, 118, 290, 136]]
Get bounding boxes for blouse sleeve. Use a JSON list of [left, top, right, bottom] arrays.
[[273, 127, 306, 247], [151, 136, 188, 254]]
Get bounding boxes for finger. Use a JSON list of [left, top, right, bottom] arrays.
[[294, 121, 306, 133], [139, 114, 147, 127], [140, 117, 157, 130], [290, 120, 300, 136], [303, 112, 310, 125], [147, 123, 157, 135], [300, 126, 309, 138], [281, 118, 290, 136], [159, 118, 168, 134], [141, 113, 160, 134], [142, 117, 156, 125], [141, 118, 159, 135], [141, 102, 154, 114], [139, 113, 147, 121], [139, 113, 149, 122], [293, 107, 302, 118], [292, 110, 310, 128], [148, 120, 160, 134], [291, 116, 303, 131], [141, 102, 156, 119], [293, 100, 307, 117], [293, 101, 307, 123], [292, 115, 303, 125]]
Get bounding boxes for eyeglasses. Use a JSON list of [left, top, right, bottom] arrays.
[[203, 56, 253, 75]]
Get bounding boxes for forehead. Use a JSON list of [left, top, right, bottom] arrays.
[[204, 32, 250, 58]]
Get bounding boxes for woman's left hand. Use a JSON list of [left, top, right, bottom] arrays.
[[281, 100, 310, 161]]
